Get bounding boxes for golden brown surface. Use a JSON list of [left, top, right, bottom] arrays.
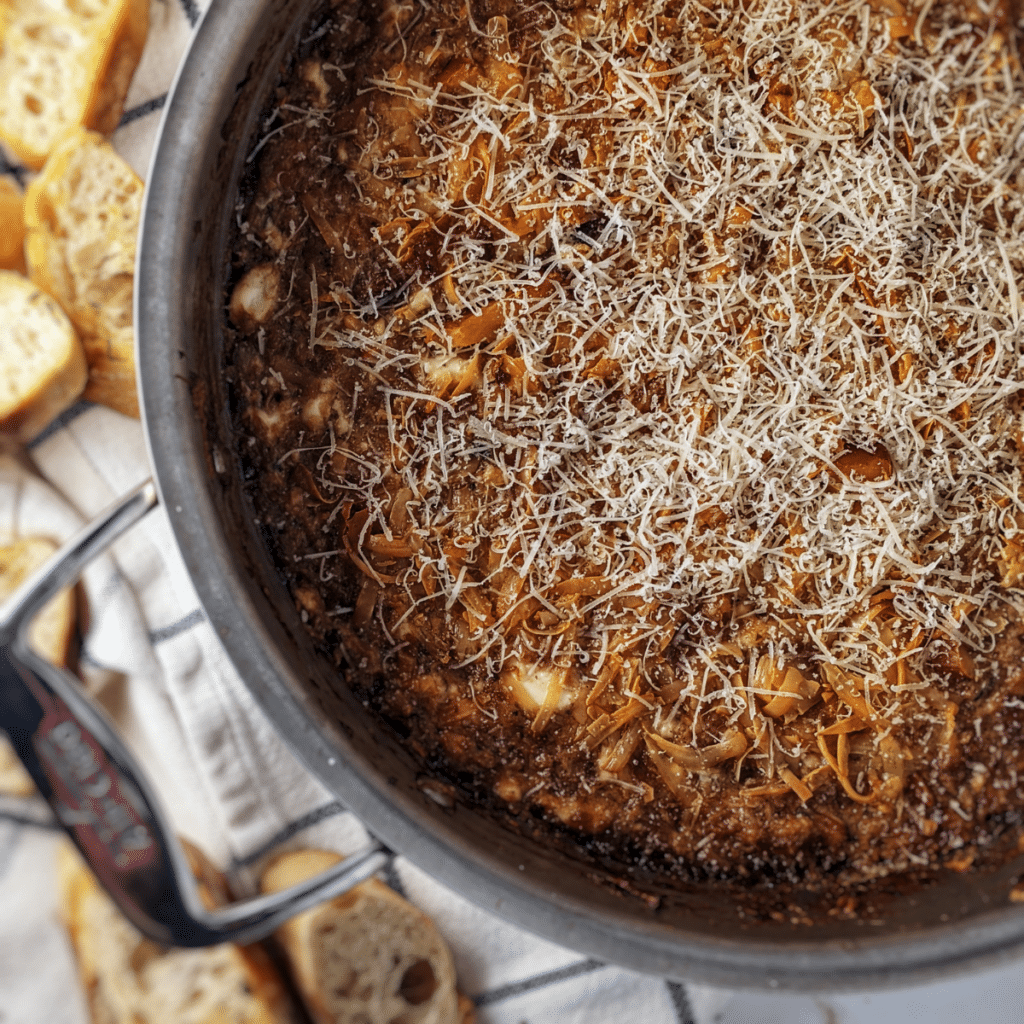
[[0, 0, 148, 170], [0, 177, 25, 273], [227, 0, 1024, 887], [25, 126, 142, 418]]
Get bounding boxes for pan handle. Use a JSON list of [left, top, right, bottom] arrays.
[[0, 479, 387, 947]]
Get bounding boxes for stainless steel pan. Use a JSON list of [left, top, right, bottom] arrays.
[[7, 0, 1024, 989]]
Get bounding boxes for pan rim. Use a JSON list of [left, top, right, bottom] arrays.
[[134, 0, 1024, 990]]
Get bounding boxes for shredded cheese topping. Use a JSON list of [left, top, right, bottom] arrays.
[[259, 0, 1024, 809]]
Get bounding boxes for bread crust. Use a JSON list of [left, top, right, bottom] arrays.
[[0, 0, 149, 170], [0, 177, 26, 274], [24, 127, 141, 418], [82, 0, 149, 138], [0, 270, 87, 440]]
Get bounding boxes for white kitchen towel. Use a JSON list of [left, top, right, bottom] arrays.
[[1, 2, 1023, 1024]]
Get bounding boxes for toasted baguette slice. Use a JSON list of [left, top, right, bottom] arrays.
[[0, 0, 148, 170], [0, 535, 76, 796], [57, 841, 300, 1024], [0, 176, 26, 273], [261, 850, 471, 1024], [0, 270, 87, 440], [25, 127, 141, 417]]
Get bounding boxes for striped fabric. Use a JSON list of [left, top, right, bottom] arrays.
[[0, 2, 1022, 1022]]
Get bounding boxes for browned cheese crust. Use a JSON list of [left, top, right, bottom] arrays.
[[225, 0, 1024, 889]]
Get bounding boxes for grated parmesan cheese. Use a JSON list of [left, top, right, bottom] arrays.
[[232, 0, 1024, 857]]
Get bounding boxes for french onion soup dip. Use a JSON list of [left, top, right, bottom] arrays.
[[226, 0, 1024, 891]]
